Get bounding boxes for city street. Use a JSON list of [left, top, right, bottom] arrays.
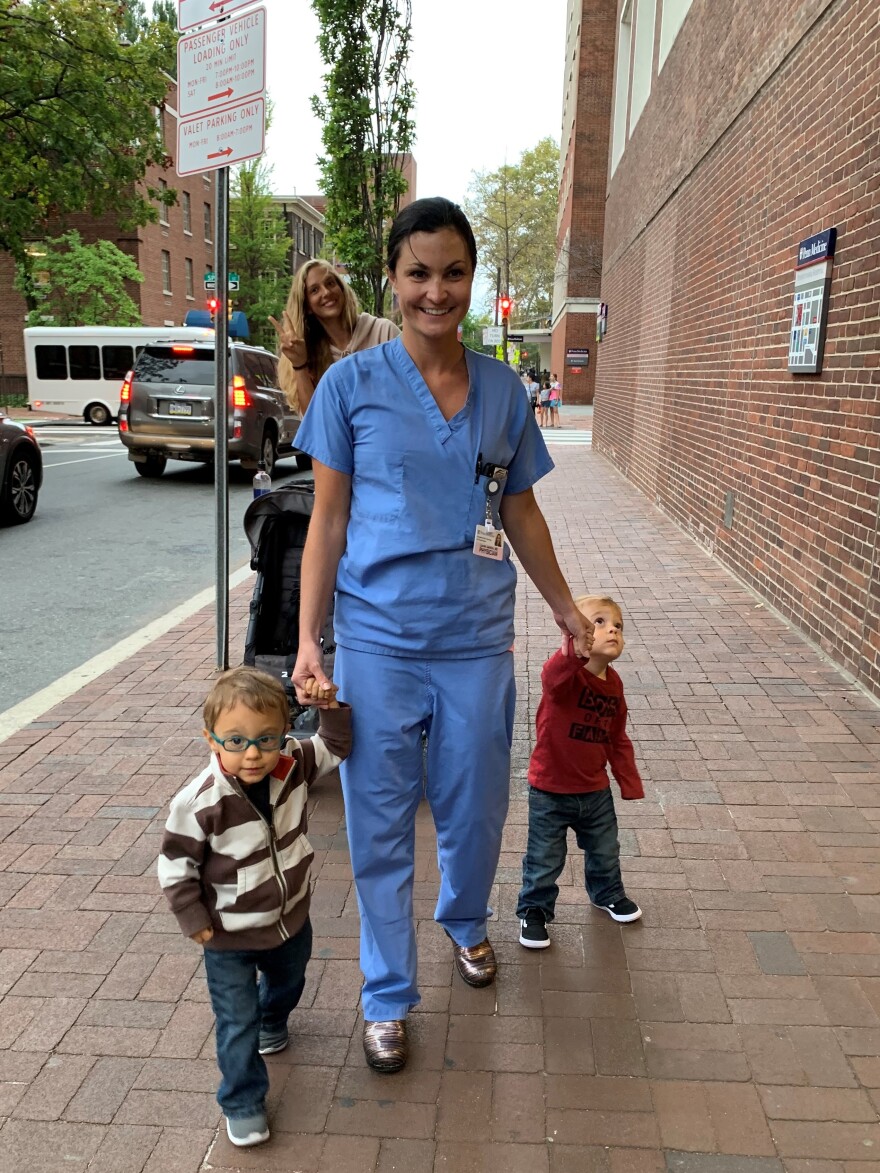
[[0, 424, 309, 713]]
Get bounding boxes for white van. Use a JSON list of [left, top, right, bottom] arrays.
[[24, 326, 216, 425]]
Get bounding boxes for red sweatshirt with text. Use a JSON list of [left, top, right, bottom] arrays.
[[528, 647, 644, 799]]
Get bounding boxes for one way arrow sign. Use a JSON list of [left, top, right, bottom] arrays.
[[177, 0, 257, 32]]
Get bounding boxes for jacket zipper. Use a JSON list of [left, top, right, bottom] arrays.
[[238, 779, 291, 942]]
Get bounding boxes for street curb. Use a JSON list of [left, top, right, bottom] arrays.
[[0, 561, 255, 746]]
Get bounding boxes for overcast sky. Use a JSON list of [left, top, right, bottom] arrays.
[[263, 0, 568, 205]]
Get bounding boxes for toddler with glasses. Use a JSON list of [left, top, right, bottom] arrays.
[[158, 666, 351, 1149]]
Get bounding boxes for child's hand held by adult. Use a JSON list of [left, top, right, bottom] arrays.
[[293, 644, 339, 707], [301, 676, 340, 709], [556, 606, 594, 658]]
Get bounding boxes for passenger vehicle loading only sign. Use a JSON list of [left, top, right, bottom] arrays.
[[177, 7, 266, 119]]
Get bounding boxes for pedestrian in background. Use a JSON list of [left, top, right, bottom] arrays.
[[527, 372, 540, 414], [549, 375, 562, 428], [270, 260, 398, 416], [290, 196, 593, 1075], [517, 594, 644, 951], [538, 379, 552, 427]]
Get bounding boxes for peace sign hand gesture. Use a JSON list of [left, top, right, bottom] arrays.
[[268, 310, 308, 370]]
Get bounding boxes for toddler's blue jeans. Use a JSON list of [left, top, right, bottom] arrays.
[[516, 786, 624, 919], [203, 919, 312, 1117]]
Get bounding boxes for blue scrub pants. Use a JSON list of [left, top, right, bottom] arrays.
[[335, 646, 516, 1021]]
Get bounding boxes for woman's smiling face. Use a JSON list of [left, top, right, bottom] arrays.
[[388, 229, 473, 343], [304, 267, 345, 324]]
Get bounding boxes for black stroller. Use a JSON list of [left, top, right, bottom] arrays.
[[242, 483, 335, 735]]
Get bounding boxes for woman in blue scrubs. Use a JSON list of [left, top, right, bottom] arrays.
[[292, 198, 593, 1073]]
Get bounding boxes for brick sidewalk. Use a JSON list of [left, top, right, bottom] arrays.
[[2, 447, 880, 1172]]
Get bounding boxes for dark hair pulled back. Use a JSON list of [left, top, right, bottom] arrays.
[[386, 197, 478, 274]]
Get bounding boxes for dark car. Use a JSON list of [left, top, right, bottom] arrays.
[[0, 411, 43, 525], [117, 340, 302, 478]]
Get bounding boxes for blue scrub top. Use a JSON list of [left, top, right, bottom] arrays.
[[295, 336, 554, 659]]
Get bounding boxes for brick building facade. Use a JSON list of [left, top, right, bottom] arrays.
[[0, 83, 215, 378], [592, 0, 880, 693], [550, 0, 616, 405]]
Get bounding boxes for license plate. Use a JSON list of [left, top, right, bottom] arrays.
[[166, 401, 193, 416]]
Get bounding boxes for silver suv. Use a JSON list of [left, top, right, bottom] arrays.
[[117, 339, 301, 478]]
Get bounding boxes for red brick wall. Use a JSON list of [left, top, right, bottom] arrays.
[[552, 0, 616, 404], [0, 95, 216, 375], [593, 0, 880, 693]]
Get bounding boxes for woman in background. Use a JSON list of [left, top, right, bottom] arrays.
[[270, 259, 398, 415]]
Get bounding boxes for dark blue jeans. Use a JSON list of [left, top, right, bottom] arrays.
[[202, 919, 312, 1118], [517, 786, 624, 920]]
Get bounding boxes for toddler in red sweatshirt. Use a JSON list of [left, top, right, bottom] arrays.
[[517, 594, 644, 948]]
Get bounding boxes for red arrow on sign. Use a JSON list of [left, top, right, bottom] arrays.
[[209, 88, 233, 102], [207, 147, 234, 159], [209, 0, 230, 10]]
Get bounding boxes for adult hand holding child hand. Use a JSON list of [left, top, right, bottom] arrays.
[[300, 676, 340, 709], [557, 605, 594, 659]]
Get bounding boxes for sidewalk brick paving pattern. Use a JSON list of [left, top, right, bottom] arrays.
[[2, 445, 880, 1171]]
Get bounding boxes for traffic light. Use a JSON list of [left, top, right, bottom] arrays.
[[499, 295, 513, 321], [207, 296, 220, 322]]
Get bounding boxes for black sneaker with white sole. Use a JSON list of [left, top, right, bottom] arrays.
[[519, 908, 551, 949], [591, 896, 642, 923]]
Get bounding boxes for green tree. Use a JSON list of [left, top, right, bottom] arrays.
[[121, 0, 176, 74], [0, 0, 174, 277], [229, 154, 292, 351], [15, 231, 143, 326], [311, 0, 416, 315], [464, 138, 560, 326]]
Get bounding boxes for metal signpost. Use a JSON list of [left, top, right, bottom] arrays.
[[176, 0, 267, 669]]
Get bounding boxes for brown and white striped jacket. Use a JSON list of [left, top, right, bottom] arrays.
[[158, 706, 351, 950]]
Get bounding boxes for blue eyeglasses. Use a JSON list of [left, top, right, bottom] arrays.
[[209, 731, 286, 753]]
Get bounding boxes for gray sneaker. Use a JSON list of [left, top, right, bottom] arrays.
[[226, 1112, 269, 1147], [258, 1025, 289, 1055]]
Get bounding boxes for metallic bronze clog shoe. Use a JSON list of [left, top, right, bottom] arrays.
[[451, 937, 497, 988], [363, 1019, 408, 1073]]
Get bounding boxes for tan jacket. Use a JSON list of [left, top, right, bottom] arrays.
[[329, 312, 399, 362]]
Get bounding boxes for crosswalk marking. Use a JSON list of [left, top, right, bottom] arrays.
[[544, 430, 592, 446]]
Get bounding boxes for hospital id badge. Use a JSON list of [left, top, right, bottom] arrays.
[[473, 522, 504, 560]]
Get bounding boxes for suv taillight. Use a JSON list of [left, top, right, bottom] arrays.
[[120, 371, 133, 402], [232, 375, 250, 408]]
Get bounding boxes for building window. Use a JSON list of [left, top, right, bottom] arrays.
[[630, 0, 656, 129], [158, 179, 169, 226], [204, 202, 212, 242], [659, 0, 693, 67], [610, 0, 633, 174], [182, 192, 192, 234], [185, 258, 194, 299], [161, 250, 172, 294], [154, 106, 165, 147]]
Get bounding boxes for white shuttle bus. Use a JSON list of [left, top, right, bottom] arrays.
[[24, 325, 216, 425]]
